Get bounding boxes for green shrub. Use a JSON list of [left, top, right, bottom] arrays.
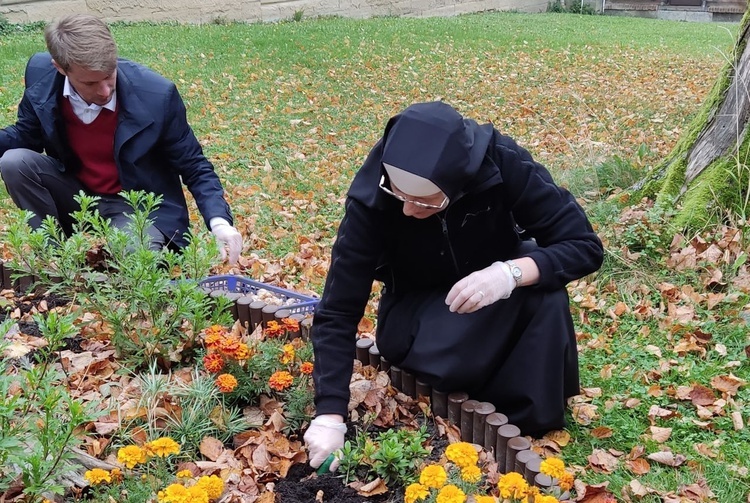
[[4, 190, 230, 371]]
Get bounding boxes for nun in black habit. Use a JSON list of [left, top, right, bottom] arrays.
[[304, 101, 603, 471]]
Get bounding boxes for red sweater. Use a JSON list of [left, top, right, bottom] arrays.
[[61, 98, 122, 194]]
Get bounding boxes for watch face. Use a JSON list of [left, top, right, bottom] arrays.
[[510, 265, 522, 282]]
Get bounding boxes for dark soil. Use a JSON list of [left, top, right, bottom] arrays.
[[1, 291, 84, 354], [276, 463, 399, 503]]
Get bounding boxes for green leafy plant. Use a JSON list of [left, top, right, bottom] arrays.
[[0, 312, 102, 501], [338, 425, 430, 487]]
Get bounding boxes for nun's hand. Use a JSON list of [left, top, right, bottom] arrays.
[[445, 261, 515, 314]]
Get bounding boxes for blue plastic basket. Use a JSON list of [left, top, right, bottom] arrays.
[[198, 275, 319, 315]]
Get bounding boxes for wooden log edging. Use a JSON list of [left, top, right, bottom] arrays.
[[0, 259, 37, 294]]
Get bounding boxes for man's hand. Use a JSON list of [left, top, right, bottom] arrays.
[[210, 219, 243, 264], [304, 414, 346, 472], [445, 261, 516, 314]]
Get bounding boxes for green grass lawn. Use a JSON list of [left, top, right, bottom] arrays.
[[2, 12, 749, 501]]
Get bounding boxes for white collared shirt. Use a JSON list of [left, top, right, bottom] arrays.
[[62, 77, 117, 125]]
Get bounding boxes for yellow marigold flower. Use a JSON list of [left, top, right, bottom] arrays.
[[404, 483, 430, 503], [280, 343, 295, 364], [84, 468, 111, 485], [419, 464, 447, 489], [282, 317, 300, 332], [445, 442, 479, 468], [265, 320, 285, 338], [460, 464, 482, 483], [269, 370, 294, 391], [234, 343, 251, 360], [497, 471, 529, 500], [117, 445, 147, 469], [196, 474, 225, 500], [540, 457, 566, 480], [436, 484, 466, 503], [473, 496, 497, 503], [216, 373, 238, 393], [558, 471, 575, 492], [300, 361, 314, 374], [158, 483, 209, 503], [534, 495, 560, 503], [203, 353, 225, 373], [176, 469, 193, 478], [144, 437, 180, 457]]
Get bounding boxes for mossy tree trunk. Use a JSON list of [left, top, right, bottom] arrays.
[[639, 6, 750, 230]]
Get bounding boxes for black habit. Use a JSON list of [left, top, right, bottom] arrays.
[[311, 102, 603, 436]]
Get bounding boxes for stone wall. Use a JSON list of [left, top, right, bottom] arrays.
[[0, 0, 549, 25]]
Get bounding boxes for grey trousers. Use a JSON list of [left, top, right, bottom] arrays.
[[0, 148, 167, 249]]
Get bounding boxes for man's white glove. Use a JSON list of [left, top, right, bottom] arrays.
[[446, 261, 516, 314], [210, 218, 243, 265], [304, 415, 346, 472]]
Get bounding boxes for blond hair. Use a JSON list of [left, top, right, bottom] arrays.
[[44, 14, 117, 73]]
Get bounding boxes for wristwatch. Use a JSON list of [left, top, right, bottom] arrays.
[[505, 259, 523, 287]]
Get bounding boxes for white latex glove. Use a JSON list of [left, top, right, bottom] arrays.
[[445, 261, 516, 314], [304, 415, 346, 472], [210, 219, 243, 265]]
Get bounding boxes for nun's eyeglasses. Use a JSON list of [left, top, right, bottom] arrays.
[[378, 176, 449, 210]]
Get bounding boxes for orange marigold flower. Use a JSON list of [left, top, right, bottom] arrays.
[[265, 320, 286, 338], [234, 343, 251, 360], [281, 317, 300, 332], [300, 361, 314, 374], [218, 336, 242, 357], [203, 325, 227, 348], [203, 353, 225, 373], [558, 471, 575, 492], [216, 373, 238, 393], [280, 343, 295, 364], [204, 332, 224, 350], [269, 370, 294, 391], [109, 468, 123, 483]]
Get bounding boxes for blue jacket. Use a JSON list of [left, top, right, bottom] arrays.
[[0, 52, 233, 247]]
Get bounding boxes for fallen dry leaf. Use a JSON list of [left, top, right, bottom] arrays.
[[587, 448, 620, 473], [590, 426, 613, 439], [200, 436, 226, 461], [626, 457, 651, 475], [647, 450, 686, 467], [649, 426, 672, 443]]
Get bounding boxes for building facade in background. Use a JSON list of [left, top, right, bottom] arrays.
[[0, 0, 548, 24]]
